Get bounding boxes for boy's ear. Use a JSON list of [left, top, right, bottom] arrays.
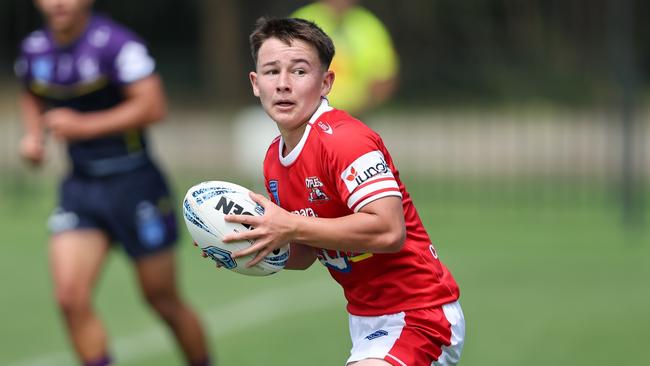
[[321, 70, 335, 97], [249, 71, 260, 97]]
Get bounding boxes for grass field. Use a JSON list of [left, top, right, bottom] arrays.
[[1, 173, 649, 365]]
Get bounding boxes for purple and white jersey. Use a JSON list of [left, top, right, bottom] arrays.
[[15, 14, 157, 176]]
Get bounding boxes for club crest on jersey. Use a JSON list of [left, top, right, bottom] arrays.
[[305, 176, 329, 203], [269, 180, 280, 205], [340, 150, 393, 193]]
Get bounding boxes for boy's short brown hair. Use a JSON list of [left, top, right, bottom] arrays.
[[249, 17, 335, 70]]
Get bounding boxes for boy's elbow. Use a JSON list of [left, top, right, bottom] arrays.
[[152, 97, 168, 121], [380, 228, 406, 253], [145, 100, 167, 125]]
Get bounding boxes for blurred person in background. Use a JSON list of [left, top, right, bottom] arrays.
[[291, 0, 399, 116], [15, 0, 212, 365], [223, 17, 464, 365]]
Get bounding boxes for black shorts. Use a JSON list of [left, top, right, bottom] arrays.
[[48, 163, 178, 259]]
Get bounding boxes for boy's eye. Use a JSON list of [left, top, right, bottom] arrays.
[[293, 69, 306, 76]]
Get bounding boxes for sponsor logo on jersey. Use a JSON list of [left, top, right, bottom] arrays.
[[269, 179, 280, 205], [317, 120, 333, 134], [318, 249, 352, 272], [365, 329, 388, 340], [305, 176, 329, 202], [291, 207, 317, 217], [317, 249, 373, 272], [340, 150, 393, 193], [33, 56, 53, 81], [78, 56, 100, 81]]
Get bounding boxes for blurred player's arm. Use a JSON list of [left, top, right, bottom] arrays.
[[284, 243, 317, 270], [18, 91, 46, 165], [44, 74, 167, 141]]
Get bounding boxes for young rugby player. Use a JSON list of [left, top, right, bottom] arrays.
[[16, 0, 211, 365], [223, 17, 465, 366]]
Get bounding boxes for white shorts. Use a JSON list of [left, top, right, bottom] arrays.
[[346, 301, 465, 366]]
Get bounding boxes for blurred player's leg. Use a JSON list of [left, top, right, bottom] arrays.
[[49, 230, 112, 365], [135, 249, 211, 366]]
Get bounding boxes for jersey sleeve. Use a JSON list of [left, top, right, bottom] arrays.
[[325, 124, 402, 212], [101, 24, 155, 85]]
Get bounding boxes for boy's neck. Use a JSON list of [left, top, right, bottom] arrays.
[[50, 13, 90, 46], [280, 124, 308, 158]]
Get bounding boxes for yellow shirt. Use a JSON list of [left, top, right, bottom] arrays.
[[292, 3, 398, 113]]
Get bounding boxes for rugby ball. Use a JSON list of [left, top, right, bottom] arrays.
[[183, 181, 289, 276]]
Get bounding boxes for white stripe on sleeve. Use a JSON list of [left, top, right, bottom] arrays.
[[115, 41, 155, 83]]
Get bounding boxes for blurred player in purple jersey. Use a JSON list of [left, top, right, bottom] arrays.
[[15, 1, 211, 365]]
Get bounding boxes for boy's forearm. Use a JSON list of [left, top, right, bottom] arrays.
[[83, 75, 167, 137], [284, 243, 317, 270], [19, 92, 45, 137]]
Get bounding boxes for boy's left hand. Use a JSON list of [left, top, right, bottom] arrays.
[[44, 108, 93, 141], [222, 191, 295, 267]]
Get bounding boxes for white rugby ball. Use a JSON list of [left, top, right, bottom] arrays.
[[183, 181, 289, 276]]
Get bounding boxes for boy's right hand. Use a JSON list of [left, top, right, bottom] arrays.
[[193, 241, 223, 269], [19, 134, 44, 166]]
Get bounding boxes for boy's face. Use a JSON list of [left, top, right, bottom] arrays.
[[250, 37, 333, 133], [35, 0, 92, 33]]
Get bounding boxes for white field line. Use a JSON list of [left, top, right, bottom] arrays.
[[10, 277, 342, 366]]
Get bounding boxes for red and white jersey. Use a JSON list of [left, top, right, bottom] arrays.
[[263, 99, 460, 316]]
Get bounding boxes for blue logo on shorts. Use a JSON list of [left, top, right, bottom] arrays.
[[365, 329, 388, 340], [136, 201, 165, 247], [202, 246, 237, 269]]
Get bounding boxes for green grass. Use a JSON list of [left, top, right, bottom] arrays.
[[1, 176, 649, 365]]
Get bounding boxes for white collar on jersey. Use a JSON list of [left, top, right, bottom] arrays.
[[279, 98, 333, 167]]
